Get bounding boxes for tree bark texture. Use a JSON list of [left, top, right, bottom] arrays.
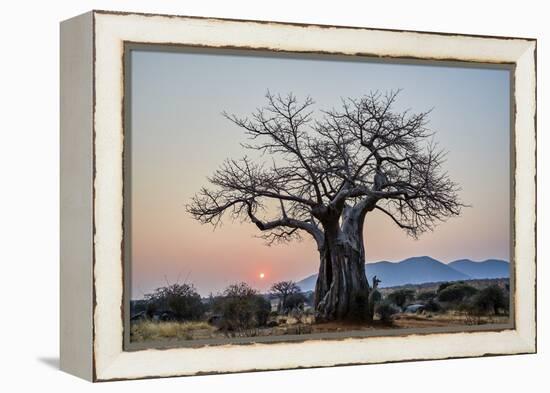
[[314, 206, 373, 321]]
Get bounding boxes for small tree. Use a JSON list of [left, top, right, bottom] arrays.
[[417, 290, 437, 302], [387, 289, 415, 309], [424, 298, 441, 312], [145, 283, 204, 320], [270, 281, 301, 313], [145, 300, 159, 319], [472, 285, 508, 315], [214, 282, 270, 333], [437, 282, 453, 293], [254, 296, 272, 326], [437, 283, 478, 304], [284, 292, 307, 312]]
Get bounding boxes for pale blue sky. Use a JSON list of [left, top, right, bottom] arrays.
[[130, 48, 511, 297]]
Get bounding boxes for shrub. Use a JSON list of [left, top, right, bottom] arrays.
[[254, 295, 272, 326], [214, 282, 271, 332], [145, 300, 159, 318], [472, 285, 508, 315], [387, 289, 415, 309], [437, 282, 454, 293], [437, 283, 478, 303], [424, 298, 441, 312], [144, 283, 205, 320], [375, 301, 399, 323], [417, 291, 437, 302], [284, 292, 307, 312]]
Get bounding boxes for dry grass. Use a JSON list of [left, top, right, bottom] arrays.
[[393, 312, 510, 328], [131, 320, 215, 342], [130, 312, 510, 343]]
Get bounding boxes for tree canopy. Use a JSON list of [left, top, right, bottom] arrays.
[[187, 90, 463, 246]]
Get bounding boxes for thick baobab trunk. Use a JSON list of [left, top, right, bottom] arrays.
[[314, 205, 372, 321], [314, 238, 369, 321]]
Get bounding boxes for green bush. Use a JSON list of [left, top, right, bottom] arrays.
[[144, 283, 205, 320], [417, 291, 437, 301], [437, 282, 455, 293], [254, 295, 272, 326], [472, 285, 508, 315], [214, 282, 271, 332], [284, 292, 307, 312], [387, 289, 415, 309], [437, 283, 478, 303], [375, 301, 399, 323], [424, 298, 441, 312]]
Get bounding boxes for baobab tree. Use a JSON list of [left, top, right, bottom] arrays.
[[270, 280, 301, 313], [187, 90, 463, 322]]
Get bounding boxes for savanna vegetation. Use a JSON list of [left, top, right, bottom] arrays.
[[130, 277, 510, 343]]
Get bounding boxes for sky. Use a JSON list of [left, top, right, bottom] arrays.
[[129, 48, 511, 298]]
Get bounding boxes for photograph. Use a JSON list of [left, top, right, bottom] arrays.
[[126, 46, 513, 346], [0, 0, 543, 389]]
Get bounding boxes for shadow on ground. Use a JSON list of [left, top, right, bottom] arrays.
[[38, 357, 59, 370]]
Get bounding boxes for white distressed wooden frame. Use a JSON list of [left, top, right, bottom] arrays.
[[60, 10, 536, 382]]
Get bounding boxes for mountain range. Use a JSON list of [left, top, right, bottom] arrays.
[[296, 256, 509, 292]]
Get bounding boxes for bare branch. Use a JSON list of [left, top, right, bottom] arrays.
[[374, 205, 417, 236], [188, 90, 465, 245]]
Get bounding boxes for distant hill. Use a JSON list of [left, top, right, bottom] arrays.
[[448, 259, 510, 279], [364, 256, 470, 288], [295, 274, 318, 293], [295, 256, 509, 292]]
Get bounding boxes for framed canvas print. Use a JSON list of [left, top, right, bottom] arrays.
[[60, 10, 537, 382]]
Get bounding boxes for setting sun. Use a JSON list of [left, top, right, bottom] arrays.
[[259, 273, 265, 279]]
